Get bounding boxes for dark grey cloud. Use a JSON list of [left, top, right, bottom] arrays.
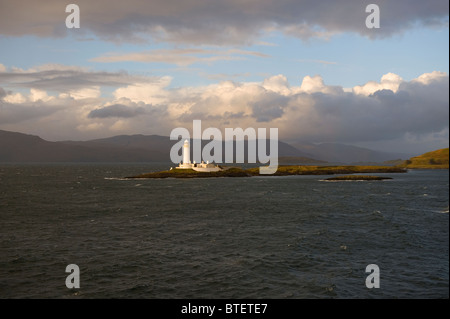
[[251, 93, 288, 122], [177, 111, 248, 124], [0, 0, 447, 44], [0, 99, 64, 124], [88, 104, 146, 119], [0, 67, 159, 92], [288, 75, 449, 143]]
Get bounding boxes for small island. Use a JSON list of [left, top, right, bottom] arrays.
[[325, 175, 393, 181], [126, 165, 406, 179], [125, 138, 408, 179], [127, 167, 250, 179]]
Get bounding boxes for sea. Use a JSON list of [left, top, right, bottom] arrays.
[[0, 163, 448, 299]]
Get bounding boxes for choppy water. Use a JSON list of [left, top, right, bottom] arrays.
[[0, 163, 448, 298]]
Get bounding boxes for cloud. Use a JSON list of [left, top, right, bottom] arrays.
[[412, 70, 448, 85], [251, 92, 288, 122], [112, 77, 173, 105], [88, 104, 146, 119], [0, 0, 447, 44], [29, 88, 53, 102], [262, 75, 290, 95], [0, 92, 73, 124], [353, 73, 403, 96], [76, 122, 105, 132], [165, 72, 448, 145], [286, 72, 449, 143], [0, 64, 160, 92], [299, 75, 342, 94], [65, 87, 101, 100], [91, 48, 270, 66], [0, 63, 448, 153]]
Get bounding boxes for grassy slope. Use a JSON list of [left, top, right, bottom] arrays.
[[398, 148, 449, 169]]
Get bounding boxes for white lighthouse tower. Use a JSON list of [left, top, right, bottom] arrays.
[[183, 139, 190, 165], [175, 139, 221, 172]]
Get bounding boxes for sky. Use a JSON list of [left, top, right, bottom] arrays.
[[0, 0, 448, 154]]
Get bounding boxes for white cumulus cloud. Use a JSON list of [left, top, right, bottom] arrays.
[[353, 73, 403, 96]]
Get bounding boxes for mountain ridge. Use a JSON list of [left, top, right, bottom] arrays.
[[0, 129, 315, 163], [0, 129, 415, 163], [289, 140, 412, 163]]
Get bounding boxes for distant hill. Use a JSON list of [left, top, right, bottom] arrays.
[[288, 141, 411, 163], [398, 148, 449, 169], [63, 134, 315, 162], [0, 130, 168, 162], [0, 129, 319, 163]]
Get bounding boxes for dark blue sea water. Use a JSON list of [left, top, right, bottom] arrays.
[[0, 163, 448, 299]]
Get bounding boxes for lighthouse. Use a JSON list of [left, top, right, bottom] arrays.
[[183, 139, 190, 165], [175, 138, 221, 172]]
